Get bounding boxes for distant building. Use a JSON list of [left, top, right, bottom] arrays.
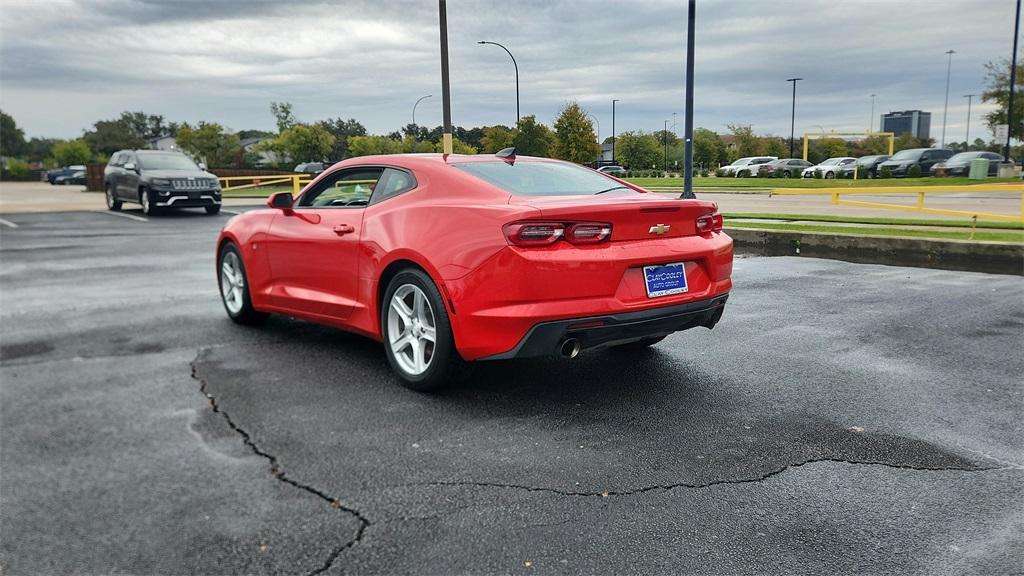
[[881, 110, 931, 140], [240, 136, 283, 167], [147, 135, 178, 151]]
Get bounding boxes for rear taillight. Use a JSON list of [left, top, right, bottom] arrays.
[[503, 221, 612, 246], [696, 212, 723, 234]]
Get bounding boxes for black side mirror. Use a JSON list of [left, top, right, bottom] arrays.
[[267, 192, 294, 211]]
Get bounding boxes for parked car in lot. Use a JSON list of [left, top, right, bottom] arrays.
[[104, 150, 222, 215], [294, 162, 325, 174], [46, 165, 86, 184], [837, 155, 890, 178], [758, 158, 813, 178], [596, 165, 627, 176], [54, 170, 86, 185], [876, 148, 953, 177], [720, 156, 776, 177], [929, 151, 1003, 177], [801, 157, 857, 178], [216, 153, 733, 390]]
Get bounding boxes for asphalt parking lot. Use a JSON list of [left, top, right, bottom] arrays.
[[1, 207, 1022, 575]]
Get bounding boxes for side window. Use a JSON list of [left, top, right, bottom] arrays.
[[369, 168, 417, 205], [110, 153, 124, 167], [298, 167, 384, 208]]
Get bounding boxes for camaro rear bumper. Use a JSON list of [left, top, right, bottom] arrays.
[[479, 293, 728, 360]]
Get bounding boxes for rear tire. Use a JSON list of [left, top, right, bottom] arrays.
[[105, 184, 122, 211], [611, 335, 667, 351], [218, 242, 268, 325], [205, 205, 221, 215], [381, 268, 464, 392], [140, 187, 159, 216]]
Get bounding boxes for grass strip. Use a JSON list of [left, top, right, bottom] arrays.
[[725, 221, 1024, 243], [724, 213, 1024, 230]]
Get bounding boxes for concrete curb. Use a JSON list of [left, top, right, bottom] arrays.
[[726, 227, 1024, 276]]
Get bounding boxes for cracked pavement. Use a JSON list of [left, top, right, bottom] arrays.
[[1, 210, 1022, 575]]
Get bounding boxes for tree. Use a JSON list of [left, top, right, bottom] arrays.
[[435, 136, 477, 155], [175, 122, 241, 167], [316, 118, 367, 161], [481, 125, 515, 153], [616, 131, 661, 169], [24, 137, 60, 165], [817, 138, 848, 158], [275, 124, 335, 163], [52, 140, 92, 166], [1, 110, 26, 157], [83, 119, 146, 157], [552, 101, 599, 164], [347, 135, 404, 157], [270, 101, 296, 133], [725, 124, 766, 157], [981, 58, 1024, 141], [693, 128, 726, 167], [118, 111, 167, 139], [763, 136, 789, 158], [513, 115, 553, 157]]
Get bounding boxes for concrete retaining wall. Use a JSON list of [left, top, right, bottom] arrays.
[[726, 227, 1024, 276]]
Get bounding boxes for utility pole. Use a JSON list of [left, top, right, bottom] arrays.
[[870, 94, 876, 132], [941, 49, 955, 148], [786, 78, 802, 158], [681, 0, 696, 199], [438, 0, 453, 155], [664, 119, 669, 171], [611, 99, 619, 163], [1006, 0, 1021, 161], [964, 94, 975, 145]]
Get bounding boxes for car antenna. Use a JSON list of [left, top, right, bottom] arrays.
[[496, 146, 516, 164]]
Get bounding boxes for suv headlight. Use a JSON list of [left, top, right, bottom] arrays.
[[151, 178, 172, 187]]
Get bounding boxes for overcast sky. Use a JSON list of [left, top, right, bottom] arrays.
[[0, 0, 1019, 142]]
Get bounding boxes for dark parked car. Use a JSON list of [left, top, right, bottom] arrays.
[[294, 162, 325, 174], [54, 170, 87, 185], [930, 151, 1004, 177], [46, 165, 85, 184], [876, 148, 953, 177], [758, 158, 813, 177], [837, 155, 890, 178], [103, 150, 222, 215]]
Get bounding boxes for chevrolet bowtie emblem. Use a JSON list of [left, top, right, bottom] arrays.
[[648, 223, 670, 235]]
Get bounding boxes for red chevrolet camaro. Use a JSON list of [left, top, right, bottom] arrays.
[[217, 153, 733, 390]]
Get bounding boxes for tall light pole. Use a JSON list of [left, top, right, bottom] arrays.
[[941, 49, 955, 147], [870, 94, 877, 132], [681, 0, 696, 199], [964, 94, 975, 145], [586, 113, 600, 144], [438, 1, 452, 155], [786, 78, 802, 158], [1006, 0, 1021, 161], [412, 94, 432, 135], [611, 99, 619, 163], [663, 119, 669, 171], [477, 40, 519, 126]]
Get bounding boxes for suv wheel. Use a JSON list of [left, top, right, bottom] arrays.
[[381, 268, 464, 392], [105, 184, 122, 211], [139, 187, 158, 215], [205, 205, 221, 215]]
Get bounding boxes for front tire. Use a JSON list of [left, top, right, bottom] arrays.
[[205, 205, 221, 215], [218, 242, 268, 325], [105, 184, 122, 211], [140, 187, 158, 216], [825, 171, 835, 179], [381, 268, 463, 392]]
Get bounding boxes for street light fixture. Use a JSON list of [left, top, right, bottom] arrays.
[[786, 78, 802, 158], [964, 94, 975, 145], [941, 49, 955, 147], [412, 94, 432, 136], [612, 99, 620, 163], [870, 94, 877, 132], [477, 40, 519, 125], [586, 113, 600, 145]]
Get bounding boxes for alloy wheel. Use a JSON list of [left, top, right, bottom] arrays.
[[105, 187, 114, 208], [140, 189, 150, 213], [220, 251, 245, 315], [387, 284, 436, 376]]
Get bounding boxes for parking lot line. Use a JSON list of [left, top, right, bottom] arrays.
[[221, 209, 241, 215], [0, 217, 19, 228], [94, 210, 148, 223]]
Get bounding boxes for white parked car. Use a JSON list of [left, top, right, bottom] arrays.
[[801, 157, 857, 179], [719, 156, 777, 177]]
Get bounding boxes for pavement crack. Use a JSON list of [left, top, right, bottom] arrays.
[[190, 348, 369, 575], [408, 458, 1010, 499]]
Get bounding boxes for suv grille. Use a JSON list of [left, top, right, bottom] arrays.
[[171, 178, 216, 190]]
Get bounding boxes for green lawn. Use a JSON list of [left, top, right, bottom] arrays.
[[626, 176, 1021, 189], [725, 213, 1024, 230], [221, 186, 294, 198], [725, 221, 1024, 243]]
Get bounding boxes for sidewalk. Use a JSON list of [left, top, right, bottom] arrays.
[[0, 182, 260, 214]]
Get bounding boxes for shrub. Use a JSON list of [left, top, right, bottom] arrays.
[[879, 166, 892, 179], [908, 164, 922, 178], [4, 158, 31, 180], [714, 168, 726, 177], [700, 169, 709, 177]]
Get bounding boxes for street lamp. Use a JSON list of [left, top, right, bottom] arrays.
[[964, 94, 975, 145], [412, 94, 432, 135], [586, 113, 600, 144], [477, 40, 519, 125], [663, 119, 669, 171], [1005, 0, 1021, 161], [612, 99, 620, 163], [786, 78, 802, 158], [870, 94, 877, 132], [941, 49, 955, 147]]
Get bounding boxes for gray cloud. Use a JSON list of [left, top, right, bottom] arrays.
[[0, 0, 1017, 142]]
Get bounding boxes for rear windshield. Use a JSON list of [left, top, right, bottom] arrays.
[[454, 161, 628, 196], [137, 154, 200, 171]]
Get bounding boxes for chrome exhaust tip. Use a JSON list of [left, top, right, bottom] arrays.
[[559, 338, 581, 359]]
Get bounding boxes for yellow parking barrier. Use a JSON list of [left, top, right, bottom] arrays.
[[217, 174, 313, 194], [769, 183, 1024, 222]]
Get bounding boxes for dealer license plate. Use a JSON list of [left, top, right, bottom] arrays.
[[643, 262, 688, 298]]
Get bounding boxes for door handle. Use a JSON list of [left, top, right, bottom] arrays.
[[333, 224, 355, 236]]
